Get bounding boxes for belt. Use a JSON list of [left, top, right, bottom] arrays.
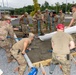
[[0, 40, 4, 41]]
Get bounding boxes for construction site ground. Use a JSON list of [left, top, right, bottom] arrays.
[[0, 16, 76, 75], [0, 31, 76, 75]]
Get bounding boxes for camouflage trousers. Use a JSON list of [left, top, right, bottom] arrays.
[[51, 53, 71, 75], [33, 21, 38, 33], [10, 49, 26, 75], [33, 21, 44, 34], [0, 39, 13, 62], [21, 24, 30, 35], [45, 22, 51, 32]]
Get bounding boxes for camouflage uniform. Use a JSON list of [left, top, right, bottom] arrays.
[[44, 12, 51, 32], [53, 15, 58, 31], [73, 11, 76, 25], [0, 12, 1, 20], [50, 31, 74, 75], [37, 13, 44, 34], [20, 14, 29, 35], [71, 11, 76, 45], [33, 13, 38, 33], [60, 13, 65, 24], [10, 38, 31, 75], [0, 21, 14, 62]]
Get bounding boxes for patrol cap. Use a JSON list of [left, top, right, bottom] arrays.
[[37, 10, 40, 12], [45, 8, 48, 11], [4, 15, 11, 20], [29, 33, 35, 38], [56, 24, 64, 30], [24, 12, 28, 15]]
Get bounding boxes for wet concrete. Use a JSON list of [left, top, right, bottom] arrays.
[[27, 38, 52, 63]]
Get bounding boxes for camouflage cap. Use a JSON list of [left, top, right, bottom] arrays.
[[45, 8, 48, 11], [37, 10, 40, 12], [24, 12, 28, 15], [4, 15, 11, 20]]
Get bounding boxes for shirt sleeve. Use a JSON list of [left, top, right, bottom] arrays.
[[73, 12, 76, 19], [7, 24, 14, 39]]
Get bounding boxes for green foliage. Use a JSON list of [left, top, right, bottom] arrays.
[[30, 11, 36, 16], [30, 0, 40, 16], [29, 24, 34, 27], [13, 1, 75, 15]]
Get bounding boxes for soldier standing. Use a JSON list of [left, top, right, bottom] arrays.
[[68, 4, 76, 27], [49, 24, 75, 75], [36, 10, 44, 35], [68, 4, 76, 45], [0, 12, 1, 20], [52, 12, 58, 31], [10, 33, 34, 75], [33, 13, 38, 33], [20, 12, 29, 37], [0, 16, 14, 63], [44, 9, 51, 32], [59, 10, 65, 24]]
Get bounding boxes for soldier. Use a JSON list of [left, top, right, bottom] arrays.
[[59, 10, 65, 24], [68, 4, 76, 45], [49, 12, 53, 32], [49, 24, 75, 75], [10, 33, 35, 75], [20, 12, 29, 37], [36, 10, 44, 35], [0, 12, 1, 20], [52, 12, 58, 31], [33, 13, 38, 33], [44, 9, 51, 32], [68, 4, 76, 27], [0, 16, 14, 63], [0, 12, 5, 21]]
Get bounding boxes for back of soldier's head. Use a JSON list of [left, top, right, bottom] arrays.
[[29, 33, 35, 38]]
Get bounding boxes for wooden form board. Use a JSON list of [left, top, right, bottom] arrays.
[[33, 52, 76, 68]]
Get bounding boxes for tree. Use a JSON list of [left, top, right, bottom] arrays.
[[44, 1, 49, 8], [13, 1, 74, 15], [30, 0, 40, 16], [55, 2, 60, 13]]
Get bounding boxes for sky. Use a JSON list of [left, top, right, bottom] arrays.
[[0, 0, 76, 8]]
